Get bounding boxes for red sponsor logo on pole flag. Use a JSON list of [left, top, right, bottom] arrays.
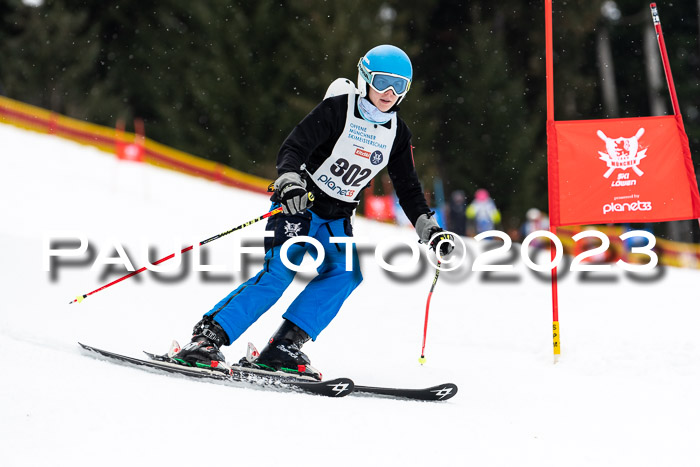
[[548, 115, 700, 226]]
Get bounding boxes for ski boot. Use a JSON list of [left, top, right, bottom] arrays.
[[250, 319, 322, 381], [172, 316, 230, 369]]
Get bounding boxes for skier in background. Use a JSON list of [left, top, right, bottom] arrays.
[[520, 208, 549, 239], [173, 45, 454, 380], [466, 188, 501, 235], [447, 190, 468, 236]]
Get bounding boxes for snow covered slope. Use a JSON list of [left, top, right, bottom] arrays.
[[1, 122, 699, 466]]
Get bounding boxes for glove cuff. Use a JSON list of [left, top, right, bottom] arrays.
[[275, 172, 306, 191], [415, 212, 440, 243]]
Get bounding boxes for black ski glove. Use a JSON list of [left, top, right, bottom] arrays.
[[415, 212, 454, 257], [427, 227, 455, 257], [275, 172, 311, 215]]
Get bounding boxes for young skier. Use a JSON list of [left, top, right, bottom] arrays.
[[466, 188, 502, 235], [173, 44, 453, 379]]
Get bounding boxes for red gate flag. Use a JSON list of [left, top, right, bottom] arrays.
[[548, 114, 700, 227]]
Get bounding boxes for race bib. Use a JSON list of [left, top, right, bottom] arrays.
[[310, 93, 397, 201]]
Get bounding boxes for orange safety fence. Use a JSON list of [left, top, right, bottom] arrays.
[[556, 224, 700, 270], [0, 95, 270, 194]]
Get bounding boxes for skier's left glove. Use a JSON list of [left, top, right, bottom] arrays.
[[415, 213, 455, 257], [428, 228, 455, 257], [275, 172, 312, 215]]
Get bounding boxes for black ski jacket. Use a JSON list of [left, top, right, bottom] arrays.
[[275, 94, 430, 225]]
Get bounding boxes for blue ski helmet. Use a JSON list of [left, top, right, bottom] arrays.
[[358, 45, 413, 106]]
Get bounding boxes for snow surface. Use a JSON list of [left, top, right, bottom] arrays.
[[1, 122, 699, 466]]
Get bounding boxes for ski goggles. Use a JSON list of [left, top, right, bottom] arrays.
[[359, 62, 411, 96]]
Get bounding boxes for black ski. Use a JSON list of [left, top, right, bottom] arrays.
[[143, 347, 458, 402], [80, 342, 458, 402], [353, 383, 458, 401], [79, 343, 354, 398]]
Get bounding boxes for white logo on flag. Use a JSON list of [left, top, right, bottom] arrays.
[[597, 128, 647, 178]]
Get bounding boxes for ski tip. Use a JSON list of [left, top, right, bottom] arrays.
[[431, 383, 458, 401]]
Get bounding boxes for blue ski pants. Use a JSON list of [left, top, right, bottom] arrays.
[[205, 207, 363, 342]]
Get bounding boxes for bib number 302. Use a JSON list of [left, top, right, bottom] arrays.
[[330, 158, 372, 187]]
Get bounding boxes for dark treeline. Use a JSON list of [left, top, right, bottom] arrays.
[[2, 0, 699, 237]]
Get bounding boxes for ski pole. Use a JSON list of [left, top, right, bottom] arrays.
[[68, 194, 312, 304], [419, 260, 441, 365]]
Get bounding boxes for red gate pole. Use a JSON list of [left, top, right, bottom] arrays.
[[649, 3, 682, 122], [545, 0, 561, 361], [649, 3, 700, 230]]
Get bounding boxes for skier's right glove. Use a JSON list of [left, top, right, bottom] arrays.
[[275, 172, 312, 215], [415, 212, 454, 257]]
